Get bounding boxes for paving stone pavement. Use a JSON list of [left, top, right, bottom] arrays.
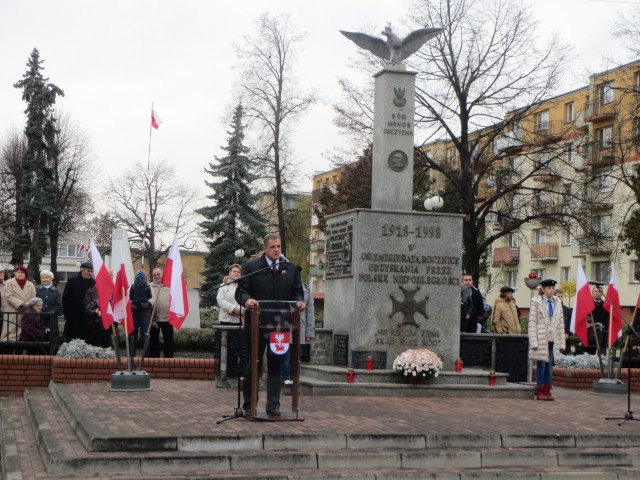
[[3, 379, 640, 479]]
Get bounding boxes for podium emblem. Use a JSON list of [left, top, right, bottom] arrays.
[[270, 332, 290, 354]]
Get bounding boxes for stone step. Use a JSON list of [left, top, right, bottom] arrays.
[[299, 375, 532, 398], [301, 365, 510, 385]]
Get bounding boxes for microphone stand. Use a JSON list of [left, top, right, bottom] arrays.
[[596, 288, 640, 425]]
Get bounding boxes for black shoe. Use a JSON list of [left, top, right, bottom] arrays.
[[266, 409, 281, 417]]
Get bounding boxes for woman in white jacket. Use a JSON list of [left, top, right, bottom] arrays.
[[528, 278, 565, 401], [216, 264, 244, 324]]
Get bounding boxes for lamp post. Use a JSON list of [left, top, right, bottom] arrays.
[[234, 249, 245, 263], [423, 195, 444, 211], [524, 273, 539, 383]]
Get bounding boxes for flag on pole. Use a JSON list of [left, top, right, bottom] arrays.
[[88, 240, 115, 329], [151, 108, 162, 129], [604, 263, 622, 346], [570, 261, 595, 345], [76, 244, 86, 256], [162, 236, 189, 329], [112, 243, 134, 334]]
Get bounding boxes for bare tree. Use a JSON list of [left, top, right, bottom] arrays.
[[105, 160, 199, 276], [236, 13, 318, 253], [0, 130, 25, 242], [614, 7, 640, 58], [48, 113, 95, 279]]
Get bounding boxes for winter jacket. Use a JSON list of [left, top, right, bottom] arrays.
[[492, 297, 521, 334], [217, 280, 243, 324], [35, 284, 62, 329], [19, 306, 49, 342], [2, 277, 36, 341], [528, 294, 565, 362], [130, 275, 152, 308]]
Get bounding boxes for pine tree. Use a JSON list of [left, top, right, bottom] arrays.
[[197, 104, 266, 306], [12, 48, 64, 278]]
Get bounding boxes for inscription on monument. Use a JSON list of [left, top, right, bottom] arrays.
[[326, 217, 354, 278], [333, 334, 349, 366], [383, 110, 414, 136], [374, 328, 441, 348]]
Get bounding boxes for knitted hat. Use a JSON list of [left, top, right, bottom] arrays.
[[136, 270, 147, 281], [40, 269, 54, 280], [27, 297, 43, 307], [15, 265, 28, 274]]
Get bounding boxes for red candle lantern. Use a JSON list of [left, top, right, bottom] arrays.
[[366, 355, 374, 371], [455, 358, 463, 373], [528, 272, 537, 279], [347, 368, 355, 383], [488, 371, 496, 387]]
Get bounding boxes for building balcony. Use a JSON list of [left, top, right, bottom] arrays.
[[315, 265, 325, 277], [577, 236, 612, 255], [310, 239, 326, 253], [585, 147, 616, 167], [582, 191, 614, 211], [533, 167, 560, 183], [530, 242, 559, 261], [584, 100, 616, 122], [491, 246, 520, 267], [534, 120, 564, 144], [494, 134, 524, 154]]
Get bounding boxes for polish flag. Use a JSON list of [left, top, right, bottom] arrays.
[[76, 244, 86, 256], [112, 243, 134, 334], [151, 108, 162, 129], [162, 236, 189, 329], [604, 264, 622, 346], [89, 240, 115, 329], [570, 261, 595, 345]]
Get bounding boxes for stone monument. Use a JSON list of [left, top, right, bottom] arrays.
[[326, 26, 464, 370]]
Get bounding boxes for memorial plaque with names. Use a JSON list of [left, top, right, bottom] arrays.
[[459, 337, 492, 367], [333, 334, 349, 366], [325, 217, 354, 278], [495, 337, 529, 382]]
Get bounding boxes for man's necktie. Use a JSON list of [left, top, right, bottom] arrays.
[[271, 263, 277, 274], [548, 299, 553, 318]]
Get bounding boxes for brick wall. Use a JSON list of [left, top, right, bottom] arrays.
[[533, 366, 640, 392], [0, 356, 217, 395]]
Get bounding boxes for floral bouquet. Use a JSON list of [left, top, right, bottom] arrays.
[[392, 349, 443, 378]]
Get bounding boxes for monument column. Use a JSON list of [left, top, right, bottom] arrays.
[[372, 66, 416, 211]]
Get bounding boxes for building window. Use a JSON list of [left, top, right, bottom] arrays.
[[562, 226, 572, 245], [533, 228, 547, 244], [593, 214, 612, 234], [506, 270, 519, 289], [536, 110, 549, 131], [597, 125, 613, 148], [565, 102, 574, 122], [593, 261, 611, 283], [631, 260, 640, 283], [446, 146, 457, 164], [561, 266, 571, 283], [630, 259, 640, 283], [509, 156, 524, 174], [57, 243, 84, 258], [595, 170, 612, 193], [508, 234, 520, 248], [599, 81, 614, 104]]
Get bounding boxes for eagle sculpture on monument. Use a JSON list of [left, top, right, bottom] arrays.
[[340, 25, 444, 65]]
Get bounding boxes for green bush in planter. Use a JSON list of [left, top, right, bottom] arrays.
[[173, 327, 215, 351], [58, 339, 115, 359]]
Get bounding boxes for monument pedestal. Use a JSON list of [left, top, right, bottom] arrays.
[[324, 208, 463, 370]]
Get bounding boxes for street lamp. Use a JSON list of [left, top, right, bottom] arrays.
[[234, 249, 245, 263], [423, 195, 444, 211]]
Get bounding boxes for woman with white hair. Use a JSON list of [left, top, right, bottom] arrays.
[[19, 297, 50, 342], [35, 270, 62, 332]]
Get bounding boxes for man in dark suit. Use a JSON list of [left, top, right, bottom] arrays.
[[62, 262, 95, 342], [235, 233, 305, 417]]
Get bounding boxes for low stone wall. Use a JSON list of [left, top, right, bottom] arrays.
[[0, 355, 217, 396], [311, 329, 332, 365]]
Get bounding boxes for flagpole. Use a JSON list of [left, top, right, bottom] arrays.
[[123, 285, 132, 371], [141, 103, 154, 270]]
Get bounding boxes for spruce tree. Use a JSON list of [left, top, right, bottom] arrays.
[[12, 48, 64, 278], [197, 104, 266, 306]]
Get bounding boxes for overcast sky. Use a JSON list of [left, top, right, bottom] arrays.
[[0, 0, 637, 207]]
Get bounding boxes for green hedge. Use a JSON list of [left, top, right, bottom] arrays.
[[174, 327, 215, 351]]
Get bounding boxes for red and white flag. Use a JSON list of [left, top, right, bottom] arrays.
[[604, 263, 622, 346], [112, 243, 134, 334], [151, 108, 162, 129], [162, 236, 189, 330], [89, 240, 115, 329], [570, 260, 595, 345], [76, 244, 86, 256]]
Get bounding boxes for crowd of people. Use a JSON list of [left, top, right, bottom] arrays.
[[0, 262, 175, 359]]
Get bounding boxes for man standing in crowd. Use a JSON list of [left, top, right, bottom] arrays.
[[62, 262, 95, 342], [149, 267, 174, 358], [555, 288, 573, 355], [491, 286, 521, 334], [235, 233, 305, 417], [460, 273, 484, 333]]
